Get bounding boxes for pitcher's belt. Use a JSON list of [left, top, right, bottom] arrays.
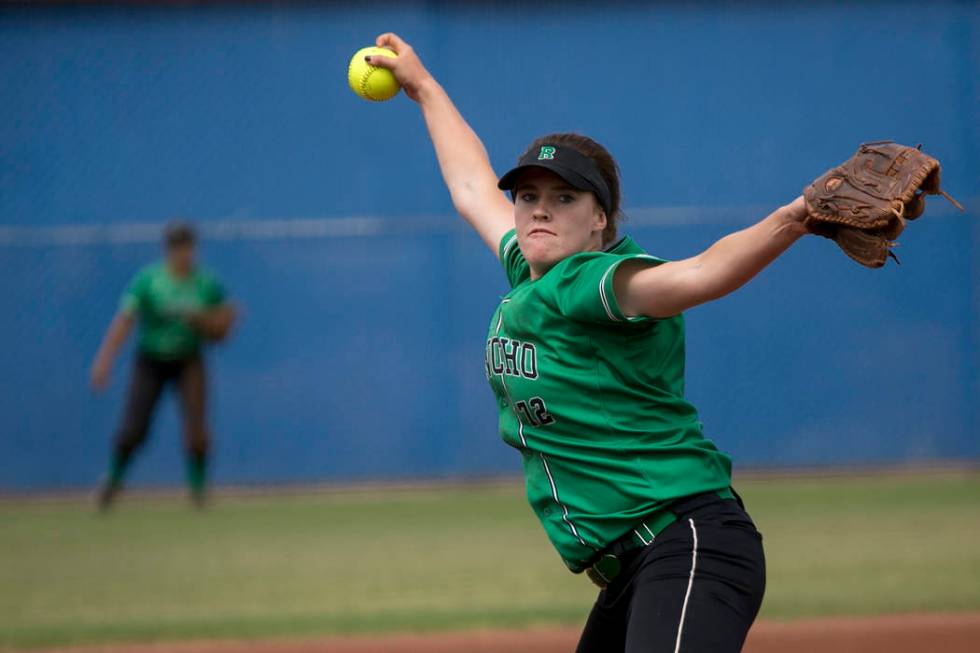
[[585, 487, 736, 588]]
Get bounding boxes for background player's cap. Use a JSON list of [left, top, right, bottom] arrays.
[[497, 144, 613, 216], [163, 221, 197, 248]]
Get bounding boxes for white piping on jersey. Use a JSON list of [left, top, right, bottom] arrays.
[[493, 302, 526, 447], [539, 453, 588, 548], [599, 255, 658, 323], [502, 233, 519, 257], [599, 262, 620, 322], [495, 298, 590, 551]]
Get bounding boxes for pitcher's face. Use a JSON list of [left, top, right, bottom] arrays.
[[512, 169, 606, 278]]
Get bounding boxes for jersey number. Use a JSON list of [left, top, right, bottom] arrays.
[[515, 397, 555, 427]]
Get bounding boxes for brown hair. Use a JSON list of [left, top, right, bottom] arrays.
[[520, 133, 623, 245]]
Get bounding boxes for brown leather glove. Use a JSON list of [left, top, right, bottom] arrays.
[[803, 141, 963, 267]]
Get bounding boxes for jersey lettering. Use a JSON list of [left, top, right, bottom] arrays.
[[502, 338, 519, 375], [487, 338, 505, 376], [521, 342, 538, 379], [485, 337, 539, 380]]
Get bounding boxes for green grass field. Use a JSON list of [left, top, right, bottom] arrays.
[[1, 470, 979, 650]]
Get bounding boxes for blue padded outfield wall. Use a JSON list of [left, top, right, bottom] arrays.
[[1, 2, 978, 490]]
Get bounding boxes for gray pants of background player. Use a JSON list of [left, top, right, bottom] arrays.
[[114, 352, 209, 461]]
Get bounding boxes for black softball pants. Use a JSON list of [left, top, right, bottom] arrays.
[[114, 352, 209, 457], [576, 496, 766, 653]]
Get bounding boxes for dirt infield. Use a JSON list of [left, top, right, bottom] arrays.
[[32, 612, 980, 653]]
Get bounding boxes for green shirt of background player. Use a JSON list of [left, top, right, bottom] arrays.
[[371, 33, 814, 653], [89, 223, 236, 509]]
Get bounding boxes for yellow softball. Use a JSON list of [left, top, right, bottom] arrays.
[[347, 47, 401, 102]]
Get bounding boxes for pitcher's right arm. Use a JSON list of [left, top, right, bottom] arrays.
[[367, 33, 514, 254]]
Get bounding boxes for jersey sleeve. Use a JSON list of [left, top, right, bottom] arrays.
[[201, 272, 227, 307], [552, 252, 667, 324], [498, 229, 530, 288], [118, 268, 148, 315]]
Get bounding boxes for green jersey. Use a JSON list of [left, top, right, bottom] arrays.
[[120, 262, 226, 360], [486, 230, 733, 573]]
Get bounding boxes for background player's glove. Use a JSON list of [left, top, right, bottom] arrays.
[[802, 141, 963, 268], [182, 306, 237, 342]]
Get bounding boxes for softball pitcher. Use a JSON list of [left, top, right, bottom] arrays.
[[368, 33, 812, 652]]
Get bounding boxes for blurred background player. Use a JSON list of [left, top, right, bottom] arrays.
[[89, 222, 236, 509]]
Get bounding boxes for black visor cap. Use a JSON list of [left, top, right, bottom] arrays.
[[497, 144, 612, 217]]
